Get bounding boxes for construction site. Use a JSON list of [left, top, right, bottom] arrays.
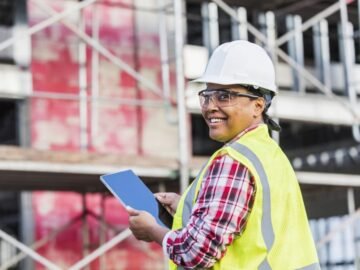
[[0, 0, 359, 269]]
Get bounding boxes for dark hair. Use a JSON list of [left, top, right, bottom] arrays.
[[244, 86, 281, 132]]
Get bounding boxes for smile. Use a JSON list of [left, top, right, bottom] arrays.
[[208, 118, 227, 125]]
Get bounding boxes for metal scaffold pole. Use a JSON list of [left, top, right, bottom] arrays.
[[91, 3, 100, 148], [174, 0, 189, 193], [78, 4, 88, 151], [0, 230, 62, 270]]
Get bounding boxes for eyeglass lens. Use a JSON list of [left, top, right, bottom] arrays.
[[199, 91, 234, 107]]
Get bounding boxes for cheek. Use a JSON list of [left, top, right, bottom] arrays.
[[229, 106, 253, 124]]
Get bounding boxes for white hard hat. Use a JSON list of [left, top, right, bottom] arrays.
[[193, 40, 277, 94]]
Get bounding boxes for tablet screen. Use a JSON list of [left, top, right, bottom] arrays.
[[100, 169, 173, 228]]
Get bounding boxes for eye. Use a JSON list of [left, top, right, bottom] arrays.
[[216, 92, 230, 102]]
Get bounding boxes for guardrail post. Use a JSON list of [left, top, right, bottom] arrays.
[[231, 7, 248, 41], [286, 14, 305, 93], [313, 19, 331, 91]]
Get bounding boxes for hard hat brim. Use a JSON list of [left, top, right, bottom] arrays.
[[191, 75, 277, 94]]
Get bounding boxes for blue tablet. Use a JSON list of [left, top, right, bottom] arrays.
[[100, 169, 173, 228]]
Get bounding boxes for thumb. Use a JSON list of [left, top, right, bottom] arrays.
[[126, 206, 140, 216]]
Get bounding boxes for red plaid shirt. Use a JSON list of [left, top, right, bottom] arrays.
[[163, 127, 257, 268]]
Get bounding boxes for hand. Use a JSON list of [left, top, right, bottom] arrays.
[[127, 207, 157, 242], [154, 192, 181, 216], [126, 207, 169, 244]]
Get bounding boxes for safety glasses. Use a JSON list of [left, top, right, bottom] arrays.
[[198, 89, 259, 108]]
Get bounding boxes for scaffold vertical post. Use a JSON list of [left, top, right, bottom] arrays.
[[201, 2, 219, 54], [158, 0, 173, 123], [313, 19, 331, 91], [259, 11, 280, 143], [339, 0, 360, 142], [91, 3, 100, 149], [347, 188, 359, 269], [99, 194, 106, 270], [82, 194, 90, 270], [79, 4, 88, 151], [231, 7, 248, 41], [286, 14, 305, 93], [174, 0, 190, 193]]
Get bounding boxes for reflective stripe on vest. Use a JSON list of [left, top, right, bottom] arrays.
[[231, 142, 274, 267], [182, 164, 206, 227]]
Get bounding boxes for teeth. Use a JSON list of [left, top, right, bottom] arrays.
[[210, 118, 225, 123]]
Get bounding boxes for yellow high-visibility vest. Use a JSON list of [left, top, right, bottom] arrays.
[[169, 125, 320, 270]]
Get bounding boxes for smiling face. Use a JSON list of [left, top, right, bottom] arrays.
[[201, 83, 265, 143]]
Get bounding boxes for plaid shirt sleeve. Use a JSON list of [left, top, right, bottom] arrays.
[[165, 154, 255, 268]]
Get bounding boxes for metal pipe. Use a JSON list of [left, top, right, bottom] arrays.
[[158, 0, 176, 124], [276, 49, 360, 121], [208, 3, 219, 53], [0, 215, 83, 270], [91, 5, 100, 149], [68, 229, 132, 270], [131, 1, 143, 155], [202, 2, 219, 53], [339, 1, 354, 102], [212, 0, 265, 45], [347, 188, 360, 269], [276, 0, 355, 47], [99, 195, 106, 270], [313, 19, 331, 91], [174, 0, 190, 193], [32, 0, 163, 98], [286, 15, 305, 93], [0, 0, 98, 52], [259, 11, 280, 143], [0, 229, 62, 270], [19, 192, 34, 270], [78, 6, 88, 151], [28, 91, 165, 107], [316, 208, 360, 248], [339, 0, 360, 142], [231, 7, 248, 41], [82, 194, 90, 270]]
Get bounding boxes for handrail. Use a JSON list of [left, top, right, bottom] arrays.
[[0, 0, 97, 53], [276, 1, 343, 46], [68, 228, 132, 270], [0, 229, 62, 270], [0, 215, 82, 270], [29, 91, 166, 107], [316, 208, 360, 248]]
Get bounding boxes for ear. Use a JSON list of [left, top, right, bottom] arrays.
[[253, 97, 265, 117]]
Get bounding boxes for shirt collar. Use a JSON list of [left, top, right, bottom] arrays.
[[226, 123, 264, 145]]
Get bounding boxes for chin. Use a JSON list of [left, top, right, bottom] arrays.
[[209, 132, 228, 143]]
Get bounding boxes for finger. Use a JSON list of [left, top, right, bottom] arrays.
[[154, 194, 169, 205], [126, 206, 140, 216], [154, 193, 166, 201]]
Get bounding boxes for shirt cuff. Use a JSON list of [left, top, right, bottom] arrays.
[[162, 231, 172, 258]]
